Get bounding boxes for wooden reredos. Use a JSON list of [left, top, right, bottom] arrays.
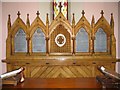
[[4, 10, 116, 78], [6, 10, 116, 57]]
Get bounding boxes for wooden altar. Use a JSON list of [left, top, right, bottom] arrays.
[[3, 8, 116, 78], [2, 78, 101, 88]]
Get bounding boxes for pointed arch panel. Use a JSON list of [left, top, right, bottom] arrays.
[[14, 28, 27, 52], [32, 28, 46, 52], [94, 28, 107, 52], [76, 28, 89, 52]]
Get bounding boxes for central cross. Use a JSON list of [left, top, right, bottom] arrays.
[[57, 36, 64, 44], [58, 2, 62, 13]]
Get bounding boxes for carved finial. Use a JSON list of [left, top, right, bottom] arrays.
[[91, 15, 95, 27], [36, 11, 40, 16], [17, 11, 20, 17], [46, 13, 49, 24], [100, 10, 104, 16], [26, 14, 30, 27], [110, 13, 114, 29], [111, 13, 113, 16], [82, 10, 85, 16], [8, 14, 11, 29], [8, 14, 10, 19], [58, 2, 63, 13], [72, 13, 75, 26]]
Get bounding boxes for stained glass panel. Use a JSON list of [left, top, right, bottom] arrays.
[[76, 28, 89, 52], [14, 29, 27, 52], [94, 28, 107, 52], [32, 28, 46, 52], [53, 0, 68, 19]]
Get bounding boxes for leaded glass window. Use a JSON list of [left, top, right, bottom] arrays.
[[32, 28, 46, 52], [94, 28, 107, 52], [76, 28, 89, 52], [14, 28, 27, 52], [53, 0, 68, 19]]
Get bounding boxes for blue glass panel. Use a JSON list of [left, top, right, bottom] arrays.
[[76, 28, 89, 52], [14, 29, 27, 52], [32, 28, 46, 52], [94, 28, 107, 52]]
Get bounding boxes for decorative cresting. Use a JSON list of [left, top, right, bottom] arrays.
[[5, 10, 116, 78]]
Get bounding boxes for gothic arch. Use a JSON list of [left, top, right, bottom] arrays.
[[75, 16, 91, 35], [10, 18, 27, 38], [49, 13, 72, 37], [29, 16, 46, 38], [95, 16, 111, 36]]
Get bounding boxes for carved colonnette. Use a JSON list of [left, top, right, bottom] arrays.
[[3, 10, 116, 78]]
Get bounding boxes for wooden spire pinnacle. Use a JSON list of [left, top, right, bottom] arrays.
[[110, 13, 114, 28], [26, 14, 30, 27], [110, 13, 114, 34], [91, 15, 95, 28], [72, 13, 75, 26], [8, 14, 11, 29], [46, 13, 49, 24]]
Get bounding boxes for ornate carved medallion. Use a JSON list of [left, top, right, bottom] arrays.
[[55, 34, 66, 47]]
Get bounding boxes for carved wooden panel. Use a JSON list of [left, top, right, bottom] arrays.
[[30, 66, 93, 78], [50, 24, 71, 53], [7, 61, 115, 78]]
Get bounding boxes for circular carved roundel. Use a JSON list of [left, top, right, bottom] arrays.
[[55, 34, 66, 47]]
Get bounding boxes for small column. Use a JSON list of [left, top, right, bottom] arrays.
[[46, 13, 49, 55], [11, 36, 15, 55], [91, 15, 95, 54], [26, 37, 30, 55], [110, 13, 116, 57], [7, 14, 12, 57], [26, 14, 31, 55], [72, 13, 75, 55], [46, 37, 49, 56]]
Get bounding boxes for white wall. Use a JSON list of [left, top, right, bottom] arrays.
[[0, 1, 2, 75], [1, 2, 119, 73]]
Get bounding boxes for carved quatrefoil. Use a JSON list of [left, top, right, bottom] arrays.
[[55, 34, 66, 47]]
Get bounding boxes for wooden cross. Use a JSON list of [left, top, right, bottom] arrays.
[[36, 11, 40, 16], [17, 11, 20, 17], [100, 10, 104, 16], [57, 36, 64, 44], [82, 10, 85, 16], [58, 2, 62, 13]]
